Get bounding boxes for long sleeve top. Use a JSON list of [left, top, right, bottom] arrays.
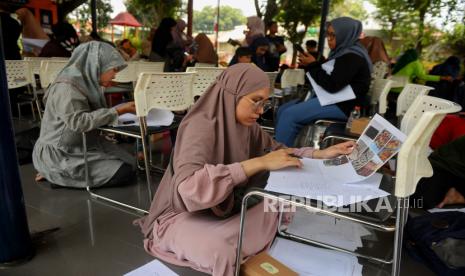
[[395, 60, 441, 83], [306, 53, 371, 116]]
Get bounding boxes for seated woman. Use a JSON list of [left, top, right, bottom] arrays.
[[360, 36, 390, 80], [391, 49, 452, 92], [412, 136, 465, 209], [39, 21, 80, 57], [137, 63, 354, 276], [275, 17, 372, 147], [33, 41, 136, 188]]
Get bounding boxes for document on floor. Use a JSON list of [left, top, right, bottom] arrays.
[[124, 259, 179, 276], [286, 209, 372, 251], [269, 237, 363, 276], [306, 59, 355, 106], [115, 108, 174, 127]]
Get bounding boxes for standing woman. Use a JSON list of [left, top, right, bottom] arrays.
[[275, 17, 372, 147], [138, 63, 354, 276], [33, 41, 136, 188]]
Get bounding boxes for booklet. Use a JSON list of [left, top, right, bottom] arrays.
[[306, 59, 356, 106]]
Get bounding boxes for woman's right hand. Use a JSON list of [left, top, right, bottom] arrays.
[[440, 75, 453, 82], [115, 101, 136, 115], [240, 148, 302, 177]]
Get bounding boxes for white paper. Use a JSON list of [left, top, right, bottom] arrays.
[[265, 158, 389, 207], [22, 38, 49, 48], [124, 259, 179, 276], [115, 108, 174, 127], [269, 237, 363, 276], [286, 209, 371, 251], [306, 59, 355, 106], [428, 208, 465, 213]]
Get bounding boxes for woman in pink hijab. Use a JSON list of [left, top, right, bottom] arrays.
[[138, 63, 354, 276]]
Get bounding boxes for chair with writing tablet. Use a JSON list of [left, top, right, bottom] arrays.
[[82, 72, 195, 213], [234, 95, 461, 276]]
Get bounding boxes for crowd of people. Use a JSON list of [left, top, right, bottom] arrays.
[[2, 3, 465, 275]]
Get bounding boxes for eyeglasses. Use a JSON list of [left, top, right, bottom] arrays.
[[243, 96, 272, 113], [326, 31, 336, 39]]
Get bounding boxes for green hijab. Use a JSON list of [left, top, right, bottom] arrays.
[[53, 41, 127, 109], [392, 48, 418, 74]]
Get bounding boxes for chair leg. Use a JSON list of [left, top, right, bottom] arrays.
[[17, 104, 22, 120], [29, 102, 36, 121], [392, 197, 409, 276]]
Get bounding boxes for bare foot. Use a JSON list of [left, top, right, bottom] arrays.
[[437, 187, 465, 208], [35, 173, 45, 182]]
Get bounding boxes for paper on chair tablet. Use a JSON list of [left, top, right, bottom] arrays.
[[115, 108, 174, 127], [124, 259, 179, 276], [307, 59, 356, 106]]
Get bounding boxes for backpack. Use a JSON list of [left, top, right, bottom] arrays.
[[405, 211, 465, 276]]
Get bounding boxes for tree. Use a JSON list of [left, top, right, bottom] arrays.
[[444, 23, 465, 56], [331, 0, 368, 22], [372, 0, 465, 54], [125, 0, 182, 27], [193, 5, 246, 33], [73, 0, 113, 34]]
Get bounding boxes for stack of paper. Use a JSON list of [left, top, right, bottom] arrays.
[[115, 108, 174, 127], [269, 237, 363, 276], [286, 209, 371, 251]]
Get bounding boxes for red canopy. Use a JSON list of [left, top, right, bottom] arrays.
[[110, 12, 142, 27]]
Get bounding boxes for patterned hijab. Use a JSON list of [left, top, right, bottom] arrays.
[[328, 17, 372, 72], [53, 41, 126, 109]]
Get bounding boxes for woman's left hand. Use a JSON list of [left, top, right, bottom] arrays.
[[298, 52, 316, 66], [313, 141, 356, 159]]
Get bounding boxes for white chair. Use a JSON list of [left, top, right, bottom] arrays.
[[39, 60, 68, 90], [389, 75, 409, 88], [396, 84, 434, 119], [265, 71, 278, 92], [135, 61, 164, 79], [280, 68, 305, 89], [369, 78, 393, 116], [5, 60, 40, 120], [83, 72, 195, 213], [24, 56, 49, 82], [114, 61, 138, 83], [186, 67, 225, 98], [392, 95, 461, 275], [194, 62, 216, 67]]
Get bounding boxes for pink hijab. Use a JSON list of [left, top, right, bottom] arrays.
[[139, 63, 275, 238]]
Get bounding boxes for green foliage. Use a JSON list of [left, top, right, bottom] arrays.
[[371, 0, 465, 55], [331, 0, 368, 21], [74, 0, 113, 34], [124, 0, 182, 27], [444, 23, 465, 56], [193, 5, 246, 33]]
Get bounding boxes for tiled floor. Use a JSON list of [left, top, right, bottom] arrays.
[[1, 163, 437, 276]]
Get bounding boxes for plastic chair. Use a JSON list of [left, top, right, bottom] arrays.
[[194, 62, 216, 67], [83, 72, 195, 213], [369, 78, 393, 116], [389, 75, 409, 88], [265, 71, 278, 91], [396, 83, 434, 119], [5, 60, 40, 120], [114, 61, 138, 83], [186, 67, 225, 98], [280, 68, 305, 89], [135, 61, 164, 78], [392, 95, 461, 275], [39, 60, 68, 89]]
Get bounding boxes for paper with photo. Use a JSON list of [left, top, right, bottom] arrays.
[[114, 108, 174, 127], [323, 114, 406, 182], [124, 259, 179, 276], [306, 59, 356, 106], [269, 237, 363, 276]]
